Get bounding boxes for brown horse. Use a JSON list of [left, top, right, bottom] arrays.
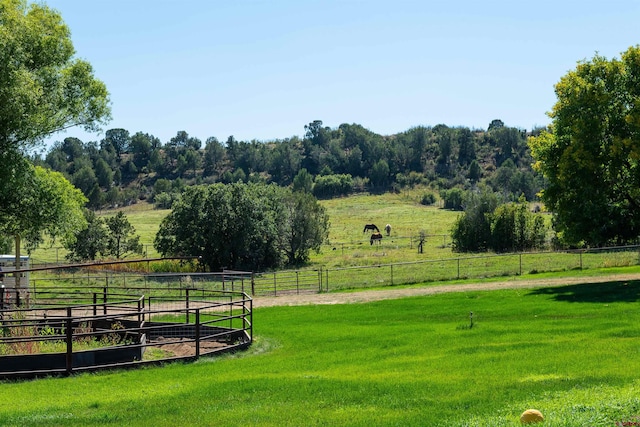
[[370, 232, 383, 245], [363, 224, 380, 233]]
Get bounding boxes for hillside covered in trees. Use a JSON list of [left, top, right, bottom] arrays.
[[35, 119, 544, 210]]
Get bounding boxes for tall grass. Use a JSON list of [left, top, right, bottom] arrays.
[[2, 280, 640, 426]]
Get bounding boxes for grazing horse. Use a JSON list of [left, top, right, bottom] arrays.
[[363, 224, 380, 233], [384, 224, 391, 236], [370, 232, 383, 245]]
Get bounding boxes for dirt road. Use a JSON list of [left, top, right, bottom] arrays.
[[251, 273, 640, 308]]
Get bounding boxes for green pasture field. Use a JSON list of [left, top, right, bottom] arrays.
[[25, 189, 461, 266], [2, 280, 640, 426]]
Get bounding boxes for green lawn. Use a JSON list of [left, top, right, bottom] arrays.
[[2, 280, 640, 426]]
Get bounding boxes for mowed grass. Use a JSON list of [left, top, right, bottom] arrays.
[[2, 280, 640, 426]]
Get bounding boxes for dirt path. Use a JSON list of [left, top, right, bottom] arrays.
[[251, 273, 640, 308]]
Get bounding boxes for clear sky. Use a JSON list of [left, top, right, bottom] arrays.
[[40, 0, 639, 148]]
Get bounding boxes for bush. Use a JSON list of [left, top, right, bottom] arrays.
[[154, 192, 180, 209], [420, 192, 436, 206], [313, 174, 353, 198], [442, 187, 465, 210]]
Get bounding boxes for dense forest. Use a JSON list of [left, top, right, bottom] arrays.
[[34, 119, 545, 210]]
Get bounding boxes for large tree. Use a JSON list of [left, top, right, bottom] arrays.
[[0, 0, 110, 151], [0, 0, 109, 278], [529, 46, 640, 246], [274, 191, 329, 265], [154, 183, 329, 271]]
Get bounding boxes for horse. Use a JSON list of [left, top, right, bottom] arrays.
[[363, 224, 380, 233], [370, 232, 383, 245], [384, 224, 391, 236]]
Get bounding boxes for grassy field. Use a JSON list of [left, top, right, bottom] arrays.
[[2, 278, 640, 426], [26, 189, 459, 265]]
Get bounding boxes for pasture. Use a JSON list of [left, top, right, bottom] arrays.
[[26, 190, 460, 266], [2, 279, 640, 426]]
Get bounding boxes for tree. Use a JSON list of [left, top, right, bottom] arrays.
[[102, 128, 130, 159], [155, 183, 279, 271], [64, 209, 108, 261], [451, 189, 499, 252], [292, 168, 313, 193], [154, 183, 329, 270], [94, 157, 114, 189], [0, 164, 87, 286], [275, 191, 329, 265], [129, 132, 157, 169], [0, 0, 110, 152], [529, 46, 640, 246], [203, 136, 226, 177], [104, 212, 143, 259], [490, 197, 547, 253]]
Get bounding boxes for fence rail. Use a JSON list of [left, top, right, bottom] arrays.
[[252, 246, 640, 295], [0, 288, 252, 379], [4, 246, 640, 299]]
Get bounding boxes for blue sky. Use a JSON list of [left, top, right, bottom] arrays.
[[41, 0, 639, 148]]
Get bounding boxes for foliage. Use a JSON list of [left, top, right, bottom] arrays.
[[313, 173, 353, 198], [64, 210, 142, 260], [452, 191, 548, 253], [292, 168, 313, 193], [154, 183, 329, 270], [104, 212, 143, 259], [0, 165, 87, 252], [420, 191, 437, 206], [490, 196, 547, 252], [451, 189, 499, 252], [274, 191, 330, 265], [64, 209, 108, 261], [40, 117, 543, 208], [441, 187, 466, 210], [0, 0, 110, 152], [529, 46, 640, 247]]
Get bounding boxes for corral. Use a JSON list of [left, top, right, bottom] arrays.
[[0, 286, 252, 379]]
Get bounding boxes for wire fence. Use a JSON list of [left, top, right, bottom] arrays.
[[253, 245, 640, 295], [6, 245, 640, 298]]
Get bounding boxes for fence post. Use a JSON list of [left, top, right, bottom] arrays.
[[580, 251, 583, 270], [457, 258, 460, 279], [0, 286, 4, 310], [195, 309, 200, 359], [186, 288, 190, 324], [65, 307, 73, 376], [296, 271, 299, 294], [390, 264, 394, 285], [318, 267, 322, 292], [325, 269, 329, 292], [519, 253, 523, 276], [273, 272, 277, 296], [93, 293, 97, 316], [251, 272, 255, 296], [103, 287, 107, 315]]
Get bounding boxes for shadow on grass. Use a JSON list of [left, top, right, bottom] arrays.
[[528, 280, 640, 303]]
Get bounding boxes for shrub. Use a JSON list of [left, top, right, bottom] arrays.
[[420, 192, 436, 206]]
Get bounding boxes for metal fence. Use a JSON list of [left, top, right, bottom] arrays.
[[0, 287, 252, 379], [252, 245, 640, 295], [11, 245, 640, 299]]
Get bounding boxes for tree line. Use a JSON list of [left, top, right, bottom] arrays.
[[34, 119, 544, 209]]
